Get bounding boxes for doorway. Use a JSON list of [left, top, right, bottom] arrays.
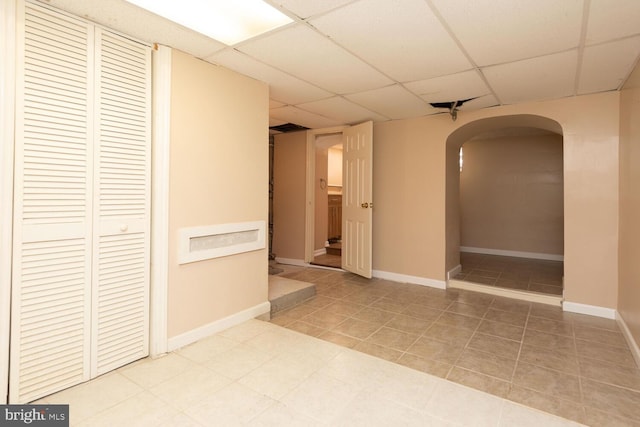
[[446, 116, 565, 298], [311, 134, 343, 268]]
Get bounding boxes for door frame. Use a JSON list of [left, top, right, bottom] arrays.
[[304, 126, 346, 263], [149, 44, 171, 357], [0, 0, 16, 405]]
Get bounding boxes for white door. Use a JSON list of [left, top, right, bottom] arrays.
[[10, 1, 150, 403], [342, 121, 373, 278], [91, 28, 151, 377]]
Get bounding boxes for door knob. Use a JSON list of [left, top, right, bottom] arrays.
[[361, 202, 369, 208], [120, 224, 129, 232]]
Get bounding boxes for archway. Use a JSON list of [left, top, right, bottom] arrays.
[[445, 114, 564, 298]]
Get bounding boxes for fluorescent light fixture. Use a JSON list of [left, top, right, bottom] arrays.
[[125, 0, 293, 45]]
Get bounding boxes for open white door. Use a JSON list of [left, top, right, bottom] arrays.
[[342, 121, 373, 278]]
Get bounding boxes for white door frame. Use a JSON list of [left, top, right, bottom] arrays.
[[304, 126, 347, 263], [0, 0, 16, 405], [150, 44, 171, 357]]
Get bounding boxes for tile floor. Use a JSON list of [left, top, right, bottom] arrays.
[[455, 252, 564, 296], [271, 266, 640, 427], [35, 319, 583, 426]]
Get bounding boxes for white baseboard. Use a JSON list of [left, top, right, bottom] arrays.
[[460, 246, 563, 262], [275, 257, 307, 267], [167, 301, 271, 351], [616, 312, 640, 368], [314, 248, 327, 257], [372, 270, 446, 289], [562, 301, 616, 319], [448, 279, 562, 306], [447, 264, 462, 280]]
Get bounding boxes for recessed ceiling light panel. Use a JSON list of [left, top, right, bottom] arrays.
[[125, 0, 293, 45]]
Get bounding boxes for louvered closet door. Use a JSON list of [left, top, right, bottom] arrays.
[[91, 28, 151, 377], [11, 2, 93, 403], [11, 1, 151, 403]]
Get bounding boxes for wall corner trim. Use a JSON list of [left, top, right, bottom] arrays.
[[562, 301, 616, 319], [373, 270, 447, 289], [616, 311, 640, 369], [447, 264, 462, 280], [149, 44, 172, 357], [167, 301, 271, 352]]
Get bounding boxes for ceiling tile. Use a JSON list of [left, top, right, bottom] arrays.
[[270, 100, 286, 109], [431, 0, 583, 66], [587, 0, 640, 44], [275, 0, 356, 19], [205, 49, 331, 104], [49, 0, 226, 58], [404, 70, 491, 103], [579, 36, 640, 94], [237, 24, 393, 94], [345, 85, 436, 119], [483, 51, 578, 104], [298, 96, 389, 125], [309, 0, 471, 82], [270, 105, 344, 129]]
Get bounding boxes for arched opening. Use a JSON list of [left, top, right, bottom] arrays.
[[446, 115, 564, 298]]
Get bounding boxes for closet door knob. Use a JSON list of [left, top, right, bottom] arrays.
[[120, 224, 129, 232]]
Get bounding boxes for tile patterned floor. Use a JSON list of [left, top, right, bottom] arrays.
[[34, 319, 583, 426], [271, 266, 640, 427], [455, 252, 564, 296]]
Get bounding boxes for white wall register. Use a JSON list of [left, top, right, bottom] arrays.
[[178, 221, 266, 264]]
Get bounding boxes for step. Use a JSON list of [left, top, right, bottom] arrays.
[[268, 276, 316, 316], [326, 242, 342, 256]]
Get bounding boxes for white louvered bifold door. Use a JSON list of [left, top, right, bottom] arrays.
[[91, 28, 151, 377], [11, 2, 93, 403], [11, 1, 151, 403]]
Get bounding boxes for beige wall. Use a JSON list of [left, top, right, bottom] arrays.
[[272, 131, 307, 260], [167, 50, 269, 338], [374, 92, 619, 309], [460, 131, 564, 255], [619, 62, 640, 345]]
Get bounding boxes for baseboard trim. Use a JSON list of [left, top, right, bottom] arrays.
[[616, 312, 640, 368], [314, 248, 327, 257], [447, 264, 462, 280], [167, 301, 271, 351], [448, 279, 562, 306], [562, 301, 616, 319], [275, 257, 307, 267], [372, 270, 446, 289], [460, 246, 563, 262]]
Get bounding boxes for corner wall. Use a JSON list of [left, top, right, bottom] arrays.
[[167, 50, 269, 339], [272, 131, 307, 262], [619, 62, 640, 346], [460, 131, 564, 256]]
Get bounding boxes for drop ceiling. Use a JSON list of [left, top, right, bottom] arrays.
[[45, 0, 640, 130]]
